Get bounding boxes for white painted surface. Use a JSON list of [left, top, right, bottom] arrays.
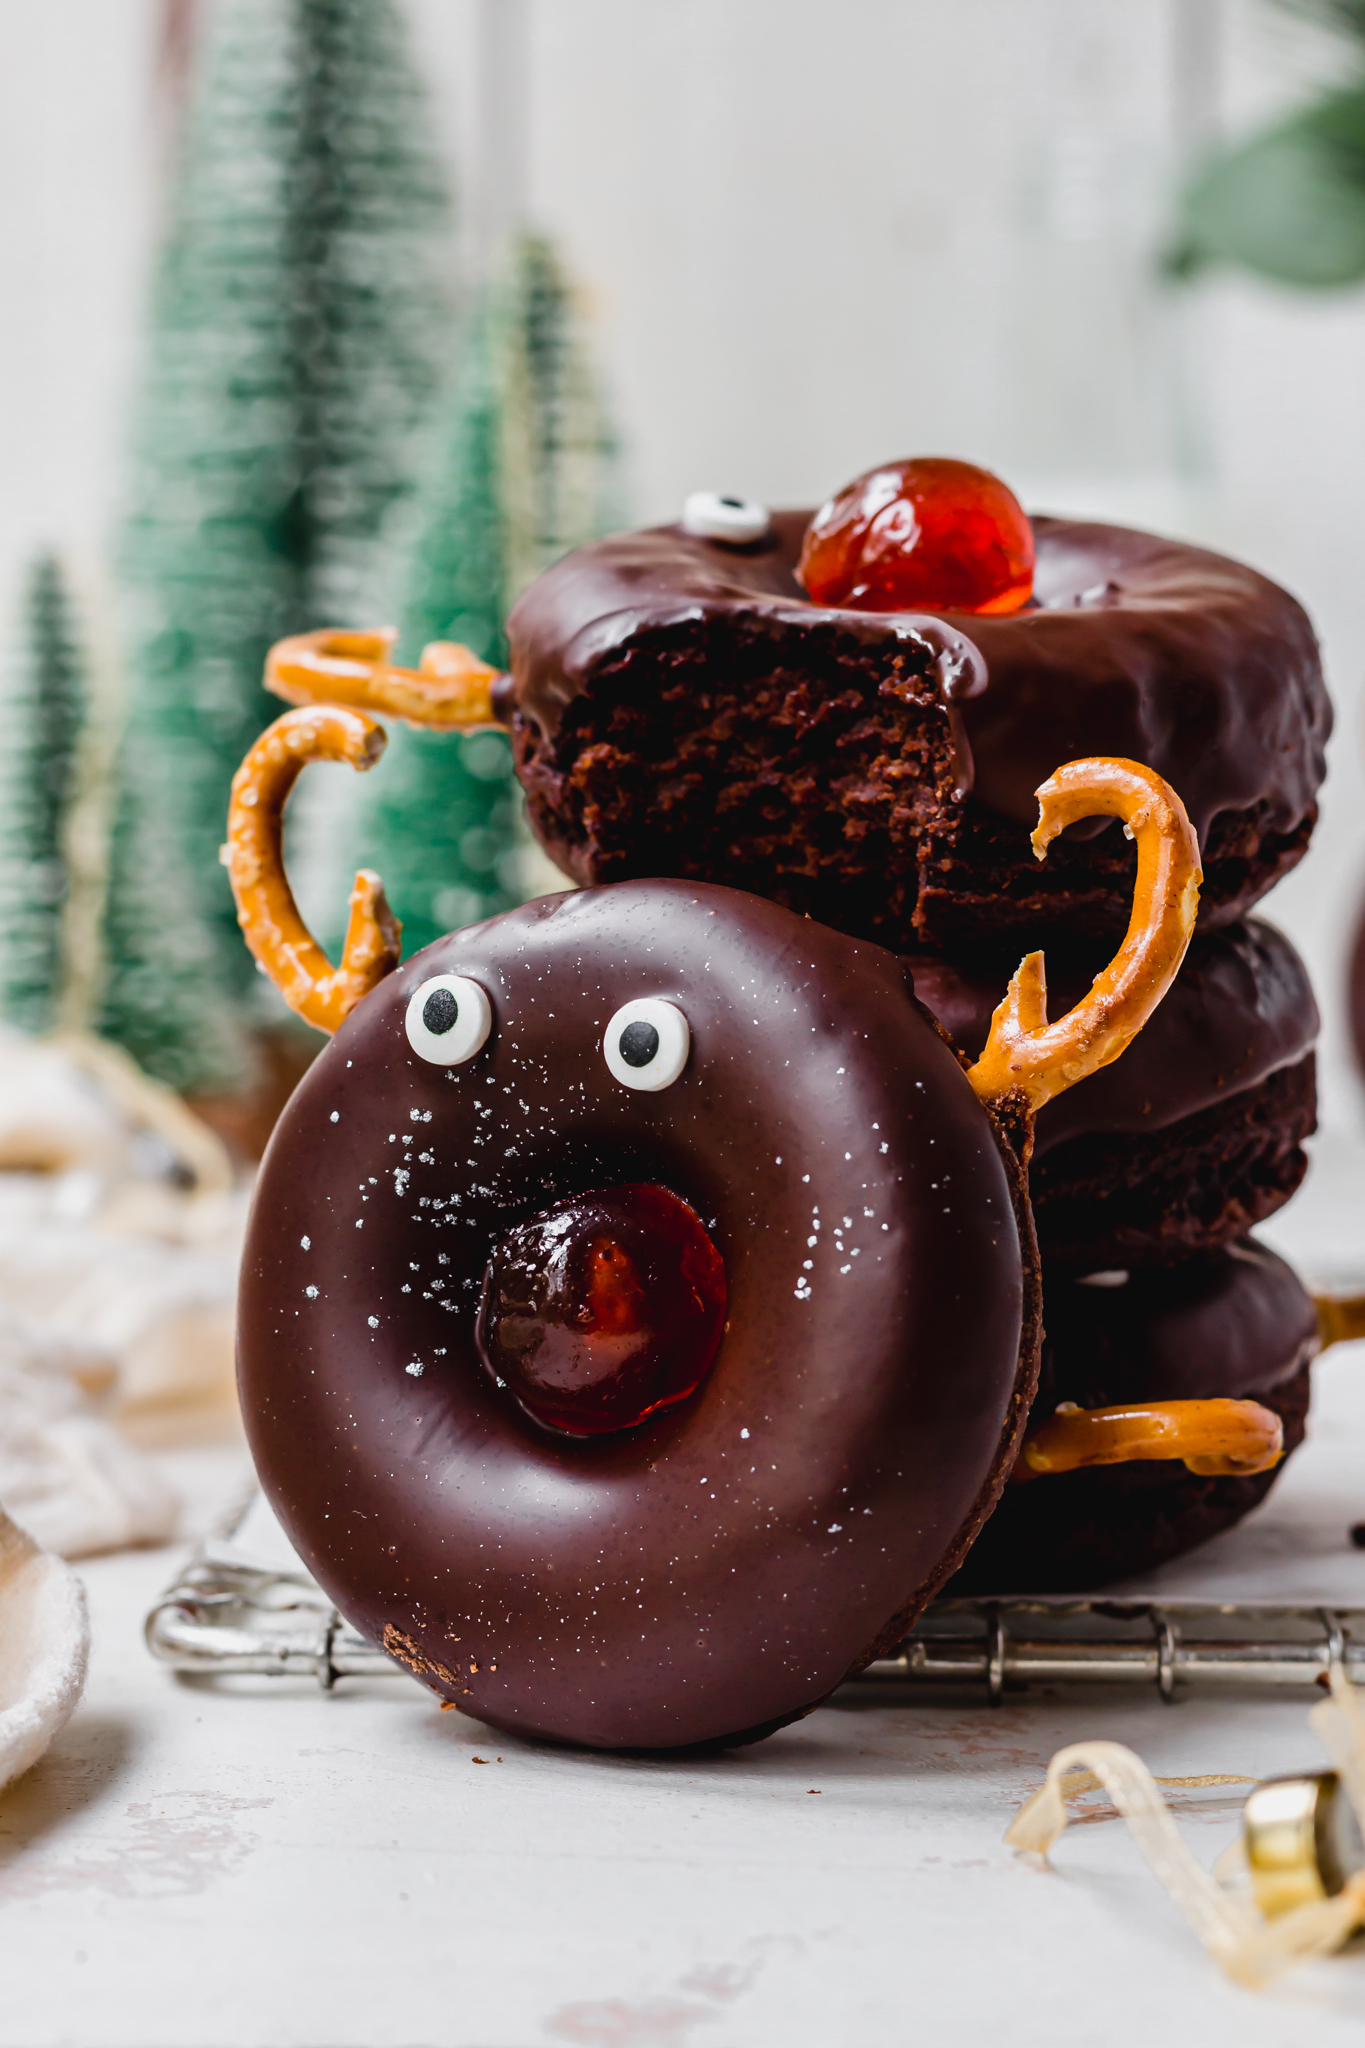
[[0, 1333, 1363, 2046], [0, 1135, 1357, 2048]]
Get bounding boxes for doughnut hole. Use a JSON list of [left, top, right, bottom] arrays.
[[476, 1183, 726, 1437], [799, 455, 1033, 616]]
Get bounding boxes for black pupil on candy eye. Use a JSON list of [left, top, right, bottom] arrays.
[[422, 987, 459, 1035], [619, 1020, 659, 1068]]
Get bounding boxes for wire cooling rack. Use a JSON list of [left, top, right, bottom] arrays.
[[144, 1533, 1364, 1705], [150, 1285, 1365, 1705]]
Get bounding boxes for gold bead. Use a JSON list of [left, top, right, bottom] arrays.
[[1244, 1772, 1365, 1919]]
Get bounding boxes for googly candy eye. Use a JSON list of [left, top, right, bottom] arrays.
[[603, 998, 690, 1092], [404, 975, 492, 1065], [681, 491, 771, 546]]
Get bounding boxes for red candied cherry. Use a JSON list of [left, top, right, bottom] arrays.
[[798, 456, 1033, 616], [476, 1183, 726, 1437]]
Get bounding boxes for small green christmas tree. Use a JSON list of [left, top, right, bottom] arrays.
[[0, 556, 86, 1035], [498, 234, 621, 603], [357, 233, 618, 960], [97, 748, 255, 1096], [101, 0, 452, 1090]]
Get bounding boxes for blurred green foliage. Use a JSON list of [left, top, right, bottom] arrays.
[[0, 558, 85, 1035], [100, 0, 451, 1092], [1172, 0, 1365, 286], [355, 234, 618, 963]]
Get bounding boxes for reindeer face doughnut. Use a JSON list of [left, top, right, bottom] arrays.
[[238, 881, 1041, 1750], [230, 695, 1258, 1748]]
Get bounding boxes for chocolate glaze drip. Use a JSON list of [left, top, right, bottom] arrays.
[[505, 512, 1329, 848], [910, 918, 1318, 1158], [238, 881, 1039, 1751]]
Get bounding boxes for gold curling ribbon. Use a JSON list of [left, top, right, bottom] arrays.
[[1005, 1666, 1365, 1989]]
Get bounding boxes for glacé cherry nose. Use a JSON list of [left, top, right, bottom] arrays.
[[475, 1182, 726, 1436]]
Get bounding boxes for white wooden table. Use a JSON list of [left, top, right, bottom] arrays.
[[5, 1144, 1365, 2047]]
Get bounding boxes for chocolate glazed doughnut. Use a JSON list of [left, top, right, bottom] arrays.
[[950, 1241, 1318, 1594], [238, 881, 1039, 1749], [497, 512, 1328, 958], [911, 919, 1319, 1268], [227, 708, 1218, 1750]]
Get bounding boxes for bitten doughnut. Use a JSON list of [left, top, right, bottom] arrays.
[[950, 1241, 1318, 1595], [229, 715, 1229, 1749], [912, 919, 1318, 1269], [496, 505, 1328, 958]]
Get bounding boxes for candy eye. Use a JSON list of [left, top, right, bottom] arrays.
[[681, 491, 770, 546], [404, 975, 492, 1065], [603, 999, 690, 1092]]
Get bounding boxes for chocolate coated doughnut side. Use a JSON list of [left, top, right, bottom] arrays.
[[910, 919, 1317, 1156], [911, 920, 1318, 1267], [949, 1240, 1318, 1594]]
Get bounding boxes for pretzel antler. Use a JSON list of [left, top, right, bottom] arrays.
[[1016, 1398, 1284, 1482], [224, 706, 400, 1034], [266, 628, 502, 730], [966, 758, 1202, 1112]]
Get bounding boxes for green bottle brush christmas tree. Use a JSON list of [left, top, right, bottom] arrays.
[[100, 0, 451, 1092], [0, 557, 86, 1037], [354, 232, 618, 962]]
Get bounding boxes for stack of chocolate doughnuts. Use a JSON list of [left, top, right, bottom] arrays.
[[496, 479, 1331, 1591], [230, 749, 1210, 1749], [230, 470, 1328, 1749]]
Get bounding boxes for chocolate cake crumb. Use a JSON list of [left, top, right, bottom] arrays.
[[513, 613, 960, 952], [382, 1622, 466, 1693]]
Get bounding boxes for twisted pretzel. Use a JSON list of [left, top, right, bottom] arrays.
[[966, 758, 1202, 1112], [1016, 1397, 1284, 1481], [1314, 1292, 1365, 1350], [224, 707, 401, 1034], [266, 628, 502, 730]]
